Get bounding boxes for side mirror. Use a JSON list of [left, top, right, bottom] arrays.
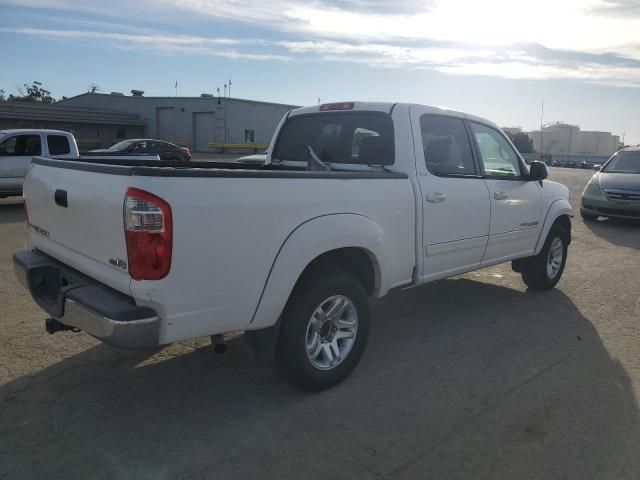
[[529, 160, 548, 181], [593, 164, 602, 171]]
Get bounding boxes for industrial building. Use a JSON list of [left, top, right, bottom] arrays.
[[0, 102, 146, 151], [524, 123, 620, 157], [58, 92, 299, 152]]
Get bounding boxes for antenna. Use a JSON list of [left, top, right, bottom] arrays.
[[217, 87, 221, 105], [224, 83, 227, 98], [228, 79, 232, 99], [88, 83, 100, 94], [174, 80, 178, 97]]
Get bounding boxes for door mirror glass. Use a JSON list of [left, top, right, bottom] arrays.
[[529, 160, 548, 181]]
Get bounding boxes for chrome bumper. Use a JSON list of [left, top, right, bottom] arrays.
[[13, 250, 160, 349]]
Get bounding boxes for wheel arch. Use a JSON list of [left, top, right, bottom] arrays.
[[248, 214, 389, 330], [533, 199, 573, 255]]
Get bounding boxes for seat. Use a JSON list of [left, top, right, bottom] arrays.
[[425, 137, 452, 173], [358, 136, 389, 165]]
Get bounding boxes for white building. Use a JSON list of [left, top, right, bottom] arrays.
[[526, 122, 619, 157]]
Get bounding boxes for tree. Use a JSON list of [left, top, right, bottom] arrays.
[[506, 131, 535, 154], [1, 81, 55, 103]]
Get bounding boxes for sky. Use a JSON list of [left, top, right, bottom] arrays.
[[1, 0, 639, 144]]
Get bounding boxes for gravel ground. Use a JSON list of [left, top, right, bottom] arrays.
[[1, 167, 639, 480]]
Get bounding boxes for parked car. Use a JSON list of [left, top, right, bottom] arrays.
[[0, 130, 161, 198], [14, 101, 573, 391], [581, 147, 640, 220], [549, 159, 560, 167], [565, 161, 576, 168], [0, 129, 78, 197], [90, 139, 191, 162]]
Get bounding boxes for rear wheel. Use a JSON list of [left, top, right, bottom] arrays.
[[275, 269, 370, 391], [521, 225, 568, 290]]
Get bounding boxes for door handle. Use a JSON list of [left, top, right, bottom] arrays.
[[54, 189, 68, 208], [426, 192, 447, 203], [494, 191, 509, 200]]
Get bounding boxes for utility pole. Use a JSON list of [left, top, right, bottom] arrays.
[[540, 100, 544, 159], [228, 80, 232, 99]]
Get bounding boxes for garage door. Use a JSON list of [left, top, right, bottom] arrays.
[[194, 112, 215, 152], [157, 107, 176, 142]]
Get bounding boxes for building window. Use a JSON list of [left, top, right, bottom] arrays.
[[116, 128, 126, 139], [244, 129, 255, 143]]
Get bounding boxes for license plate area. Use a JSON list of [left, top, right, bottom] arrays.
[[29, 264, 86, 318]]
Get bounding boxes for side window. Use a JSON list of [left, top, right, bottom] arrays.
[[47, 135, 71, 155], [420, 115, 476, 176], [244, 129, 255, 143], [469, 122, 522, 178], [0, 135, 41, 156]]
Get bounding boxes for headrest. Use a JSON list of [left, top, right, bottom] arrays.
[[359, 136, 389, 165]]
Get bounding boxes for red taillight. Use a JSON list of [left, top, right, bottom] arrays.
[[320, 102, 354, 111], [124, 188, 172, 280]]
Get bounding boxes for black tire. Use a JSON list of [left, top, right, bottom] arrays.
[[580, 209, 598, 221], [521, 225, 569, 290], [275, 268, 370, 391]]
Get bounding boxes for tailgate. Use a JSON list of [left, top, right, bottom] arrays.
[[24, 159, 133, 295]]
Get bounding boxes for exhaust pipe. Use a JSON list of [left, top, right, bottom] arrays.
[[210, 334, 227, 354], [45, 318, 79, 334]]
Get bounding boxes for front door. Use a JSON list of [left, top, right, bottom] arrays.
[[411, 108, 491, 282], [0, 134, 42, 191], [467, 121, 542, 264]]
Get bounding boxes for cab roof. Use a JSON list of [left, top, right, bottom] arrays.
[[288, 101, 500, 130]]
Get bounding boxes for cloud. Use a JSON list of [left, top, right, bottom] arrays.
[[2, 0, 640, 89], [0, 27, 291, 61]]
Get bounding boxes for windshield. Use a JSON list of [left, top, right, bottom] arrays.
[[602, 151, 640, 174], [274, 112, 394, 165], [108, 140, 136, 151]]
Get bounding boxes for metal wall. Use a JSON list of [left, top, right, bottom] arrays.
[[59, 94, 298, 151]]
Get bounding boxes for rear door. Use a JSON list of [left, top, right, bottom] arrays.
[[0, 134, 42, 189], [467, 121, 542, 263], [410, 108, 491, 281]]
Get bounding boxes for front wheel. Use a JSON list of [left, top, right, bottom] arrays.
[[521, 226, 568, 290], [275, 269, 370, 391]]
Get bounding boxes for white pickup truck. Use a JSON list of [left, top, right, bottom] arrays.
[[0, 129, 160, 197], [14, 102, 573, 390]]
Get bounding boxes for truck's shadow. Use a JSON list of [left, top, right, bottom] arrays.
[[584, 217, 640, 250], [0, 200, 24, 225], [2, 278, 639, 479]]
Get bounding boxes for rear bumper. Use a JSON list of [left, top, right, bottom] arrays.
[[13, 249, 160, 349]]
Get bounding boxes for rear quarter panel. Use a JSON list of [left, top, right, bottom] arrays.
[[129, 174, 415, 344]]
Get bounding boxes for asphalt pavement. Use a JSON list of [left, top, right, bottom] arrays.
[[1, 167, 639, 480]]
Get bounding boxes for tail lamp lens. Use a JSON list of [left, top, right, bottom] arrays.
[[124, 188, 172, 280]]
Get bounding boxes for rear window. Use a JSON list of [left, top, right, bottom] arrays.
[[47, 135, 71, 155], [274, 112, 394, 165]]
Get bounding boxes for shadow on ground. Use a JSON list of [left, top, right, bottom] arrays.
[[0, 201, 24, 226], [1, 279, 639, 480], [583, 217, 640, 250]]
